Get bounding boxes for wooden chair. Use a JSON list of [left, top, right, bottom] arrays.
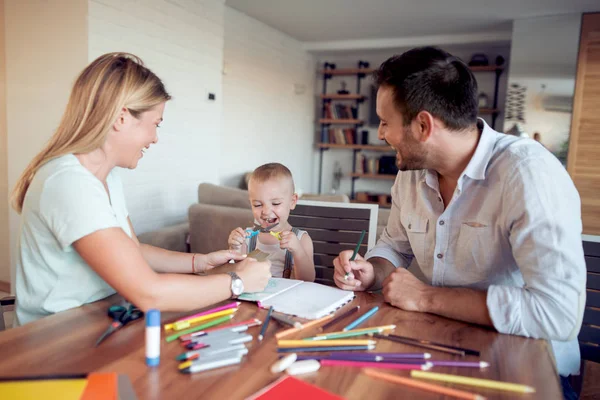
[[572, 240, 600, 397], [289, 200, 379, 286], [0, 296, 15, 331]]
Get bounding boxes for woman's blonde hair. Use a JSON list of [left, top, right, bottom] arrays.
[[11, 52, 171, 213]]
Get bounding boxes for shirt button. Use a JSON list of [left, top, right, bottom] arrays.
[[439, 220, 445, 226], [437, 253, 443, 259]]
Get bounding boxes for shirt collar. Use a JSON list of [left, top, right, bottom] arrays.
[[461, 118, 498, 182]]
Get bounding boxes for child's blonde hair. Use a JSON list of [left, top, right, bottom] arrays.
[[249, 163, 295, 193], [11, 52, 171, 213]]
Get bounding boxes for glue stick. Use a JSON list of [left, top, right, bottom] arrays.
[[146, 309, 161, 366]]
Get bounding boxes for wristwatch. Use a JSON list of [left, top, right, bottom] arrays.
[[227, 271, 244, 298]]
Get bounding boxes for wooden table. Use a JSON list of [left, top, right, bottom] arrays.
[[0, 293, 562, 399]]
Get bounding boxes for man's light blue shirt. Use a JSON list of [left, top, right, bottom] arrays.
[[366, 120, 586, 376]]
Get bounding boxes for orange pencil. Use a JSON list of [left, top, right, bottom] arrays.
[[364, 369, 486, 400], [275, 314, 335, 340]]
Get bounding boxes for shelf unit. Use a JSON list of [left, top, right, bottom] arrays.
[[472, 65, 505, 128], [315, 61, 506, 204]]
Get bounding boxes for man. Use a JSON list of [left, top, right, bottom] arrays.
[[333, 47, 585, 398]]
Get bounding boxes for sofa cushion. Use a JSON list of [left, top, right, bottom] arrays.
[[189, 203, 253, 254], [198, 183, 250, 209]]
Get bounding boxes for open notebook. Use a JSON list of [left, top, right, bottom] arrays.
[[239, 278, 354, 319]]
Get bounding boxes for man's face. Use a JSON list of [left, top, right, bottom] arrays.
[[376, 86, 428, 171]]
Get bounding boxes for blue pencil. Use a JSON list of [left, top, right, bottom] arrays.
[[277, 345, 375, 353], [342, 306, 379, 331], [258, 306, 273, 342]]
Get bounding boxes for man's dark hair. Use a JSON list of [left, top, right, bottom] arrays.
[[374, 46, 478, 131]]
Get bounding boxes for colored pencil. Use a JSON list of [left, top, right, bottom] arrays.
[[277, 345, 375, 353], [373, 334, 465, 356], [428, 361, 489, 368], [345, 230, 366, 280], [186, 334, 252, 349], [383, 334, 480, 356], [342, 306, 379, 331], [320, 359, 431, 370], [166, 315, 233, 342], [294, 355, 426, 364], [278, 339, 376, 348], [308, 325, 395, 341], [320, 306, 360, 331], [179, 318, 260, 341], [164, 301, 240, 330], [171, 308, 238, 331], [178, 348, 249, 368], [176, 343, 248, 361], [271, 313, 303, 329], [275, 314, 334, 340], [365, 369, 486, 400], [333, 351, 431, 359], [411, 370, 536, 394], [258, 306, 274, 342], [179, 354, 244, 374]]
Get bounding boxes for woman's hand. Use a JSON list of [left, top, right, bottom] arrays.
[[235, 258, 271, 293], [202, 250, 247, 272], [228, 227, 246, 252]]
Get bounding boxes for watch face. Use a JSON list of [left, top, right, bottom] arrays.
[[232, 279, 244, 295]]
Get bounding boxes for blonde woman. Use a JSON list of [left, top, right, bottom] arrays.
[[11, 53, 271, 326]]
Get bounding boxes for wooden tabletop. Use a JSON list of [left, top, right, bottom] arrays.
[[0, 293, 561, 399]]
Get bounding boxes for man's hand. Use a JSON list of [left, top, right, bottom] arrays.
[[333, 250, 376, 291], [382, 267, 430, 312]]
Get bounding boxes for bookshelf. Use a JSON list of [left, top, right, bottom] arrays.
[[315, 59, 506, 206]]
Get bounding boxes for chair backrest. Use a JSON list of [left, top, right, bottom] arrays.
[[579, 240, 600, 362], [289, 200, 379, 286], [0, 296, 15, 332]]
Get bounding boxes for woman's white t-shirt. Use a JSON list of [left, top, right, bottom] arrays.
[[14, 154, 132, 326]]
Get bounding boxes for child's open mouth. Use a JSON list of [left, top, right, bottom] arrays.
[[265, 217, 278, 225]]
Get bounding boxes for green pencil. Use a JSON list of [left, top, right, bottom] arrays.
[[166, 315, 233, 342], [345, 229, 366, 280], [303, 327, 385, 341]]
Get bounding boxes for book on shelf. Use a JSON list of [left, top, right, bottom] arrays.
[[323, 103, 358, 121], [325, 128, 356, 145], [354, 154, 381, 174]]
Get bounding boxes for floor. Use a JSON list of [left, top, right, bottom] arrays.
[[0, 290, 14, 329]]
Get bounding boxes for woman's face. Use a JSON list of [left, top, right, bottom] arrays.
[[113, 102, 165, 169]]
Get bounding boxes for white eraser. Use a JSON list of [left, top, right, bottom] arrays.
[[270, 353, 297, 373], [286, 360, 321, 376]]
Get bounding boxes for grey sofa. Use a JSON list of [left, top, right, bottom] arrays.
[[138, 183, 390, 254]]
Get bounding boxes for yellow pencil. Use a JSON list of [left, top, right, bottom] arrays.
[[275, 314, 334, 340], [410, 371, 536, 394], [169, 308, 238, 331], [278, 339, 376, 347], [314, 324, 396, 337]]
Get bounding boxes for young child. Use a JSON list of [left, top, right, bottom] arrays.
[[228, 163, 315, 282]]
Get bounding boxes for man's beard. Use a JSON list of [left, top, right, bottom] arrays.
[[396, 126, 428, 171]]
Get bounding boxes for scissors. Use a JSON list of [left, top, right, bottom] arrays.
[[94, 303, 144, 347], [245, 222, 279, 238]]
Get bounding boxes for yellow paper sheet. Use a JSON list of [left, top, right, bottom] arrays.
[[0, 379, 87, 400]]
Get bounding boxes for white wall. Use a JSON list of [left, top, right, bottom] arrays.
[[505, 14, 581, 153], [221, 7, 316, 194], [4, 0, 88, 291], [89, 0, 226, 234], [0, 0, 8, 286], [314, 44, 511, 196]]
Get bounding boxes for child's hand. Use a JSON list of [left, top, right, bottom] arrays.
[[279, 231, 301, 253], [228, 227, 246, 252]]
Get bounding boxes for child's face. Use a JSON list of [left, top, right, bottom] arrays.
[[248, 177, 298, 230]]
